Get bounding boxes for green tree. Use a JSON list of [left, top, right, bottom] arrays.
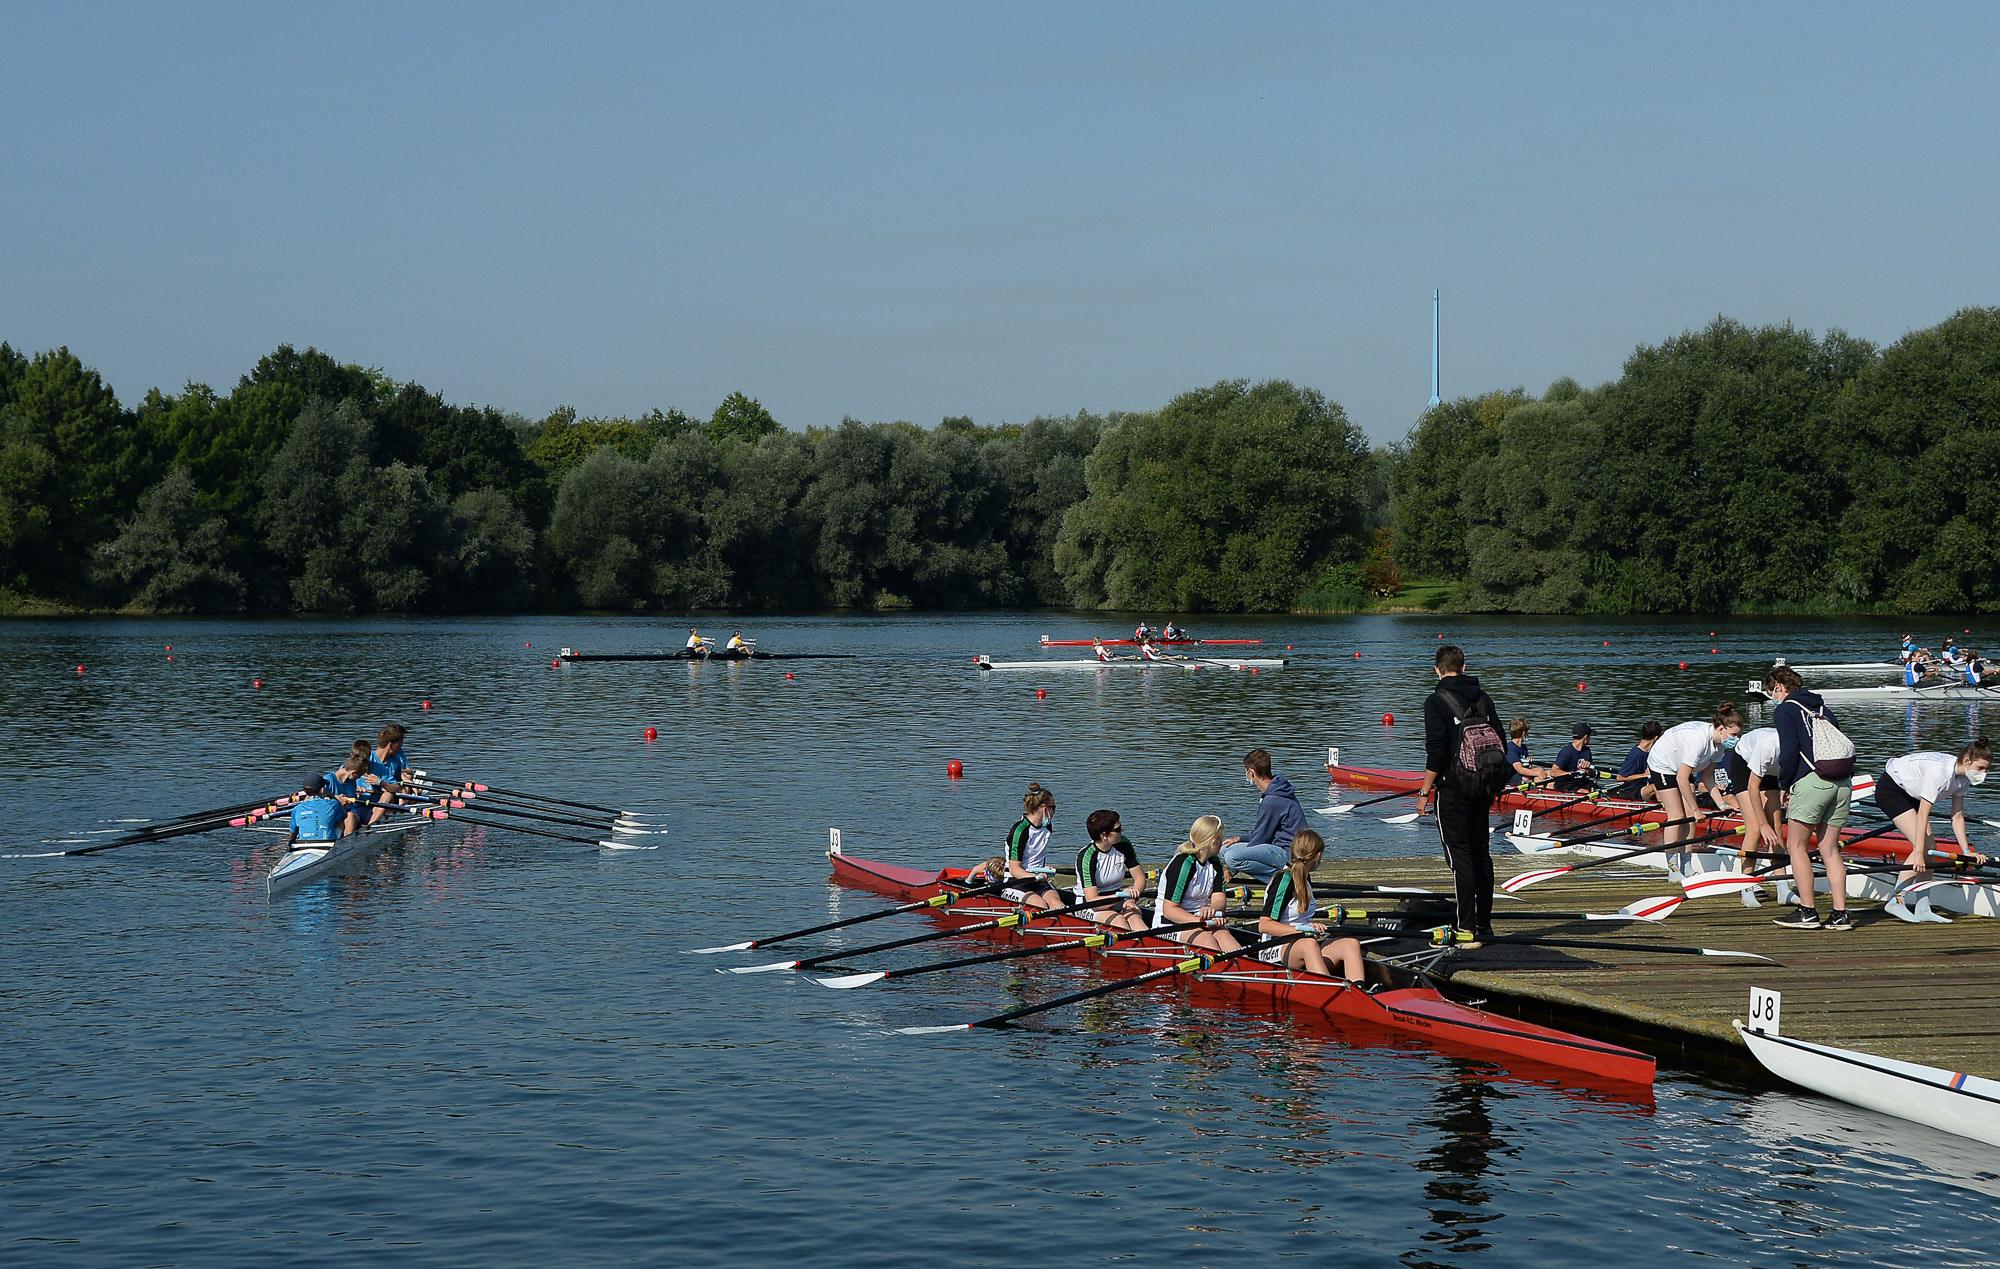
[[706, 392, 779, 444], [91, 468, 244, 611], [1390, 389, 1521, 580]]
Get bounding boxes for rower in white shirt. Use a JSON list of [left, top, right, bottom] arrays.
[[1878, 743, 1993, 887], [1645, 705, 1744, 865]]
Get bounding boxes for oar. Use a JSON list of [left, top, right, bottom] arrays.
[[692, 881, 1010, 953], [898, 930, 1315, 1033], [1316, 789, 1416, 815], [725, 891, 1148, 975], [1506, 809, 1720, 856], [29, 796, 303, 857], [1382, 773, 1584, 827], [408, 777, 654, 826], [1672, 821, 1909, 897], [815, 917, 1213, 988], [1502, 822, 1750, 892], [408, 771, 632, 818], [415, 793, 658, 835], [413, 807, 640, 849], [1429, 928, 1778, 963], [1304, 895, 1683, 924], [1548, 800, 1658, 838]]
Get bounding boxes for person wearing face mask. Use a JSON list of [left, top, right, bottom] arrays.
[[1001, 782, 1065, 911], [1646, 704, 1744, 869], [1765, 666, 1855, 930], [1880, 740, 1993, 891], [1220, 749, 1304, 882]]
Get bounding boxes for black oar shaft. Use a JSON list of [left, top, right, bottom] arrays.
[[422, 796, 613, 829], [876, 919, 1208, 981], [744, 883, 1008, 949], [415, 773, 620, 816], [59, 798, 295, 856], [971, 931, 1311, 1028], [423, 810, 604, 846], [789, 894, 1127, 971]]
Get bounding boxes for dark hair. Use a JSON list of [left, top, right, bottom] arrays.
[[1963, 738, 1992, 764], [1711, 702, 1743, 729], [1086, 809, 1120, 841], [1639, 720, 1663, 741], [1022, 782, 1054, 813], [1508, 718, 1530, 741], [377, 723, 407, 746], [1764, 666, 1803, 692], [1243, 748, 1273, 779], [1435, 644, 1465, 673]]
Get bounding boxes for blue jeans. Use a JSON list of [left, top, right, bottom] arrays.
[[1219, 841, 1290, 881]]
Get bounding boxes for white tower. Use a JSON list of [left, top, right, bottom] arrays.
[[1428, 290, 1441, 408]]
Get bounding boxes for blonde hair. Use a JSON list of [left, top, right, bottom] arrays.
[[970, 855, 1006, 883], [1178, 815, 1223, 856], [1285, 829, 1326, 913], [1508, 718, 1531, 741]]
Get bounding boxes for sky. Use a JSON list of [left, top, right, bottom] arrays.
[[5, 3, 1999, 444]]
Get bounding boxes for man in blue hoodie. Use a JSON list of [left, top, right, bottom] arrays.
[[1220, 748, 1303, 881]]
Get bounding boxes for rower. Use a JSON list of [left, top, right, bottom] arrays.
[[1903, 656, 1926, 687], [1154, 816, 1242, 954], [1725, 725, 1783, 854], [325, 741, 382, 837], [1613, 721, 1662, 799], [282, 774, 344, 851], [1140, 640, 1172, 662], [1134, 620, 1153, 643], [1163, 621, 1184, 642], [1646, 704, 1743, 868], [1505, 719, 1547, 787], [1879, 740, 1993, 889], [1256, 830, 1363, 979], [1094, 638, 1116, 663], [1001, 783, 1064, 911], [1549, 724, 1595, 793], [1969, 652, 1986, 687], [1074, 809, 1146, 931], [685, 628, 713, 658], [725, 631, 751, 655], [364, 723, 409, 826]]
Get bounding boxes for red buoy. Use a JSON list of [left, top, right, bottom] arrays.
[[552, 660, 559, 667], [165, 645, 171, 651], [1354, 652, 1361, 659], [1711, 648, 1718, 654], [947, 760, 964, 779], [1035, 688, 1046, 698], [1602, 640, 1609, 646], [1577, 682, 1587, 691], [1679, 661, 1688, 669], [1709, 631, 1716, 636], [421, 700, 431, 709], [643, 726, 657, 741], [785, 672, 794, 679], [166, 655, 172, 661], [1382, 713, 1394, 725], [75, 665, 84, 673], [526, 642, 532, 648], [253, 678, 262, 687]]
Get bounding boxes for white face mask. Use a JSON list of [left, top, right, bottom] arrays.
[[1970, 768, 1989, 786]]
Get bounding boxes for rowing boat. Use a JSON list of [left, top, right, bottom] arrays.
[[1039, 636, 1264, 647], [557, 647, 854, 662], [264, 817, 422, 897], [1773, 660, 1901, 673], [1735, 1016, 2000, 1148], [978, 655, 1287, 672], [1745, 680, 2000, 702], [829, 851, 1656, 1087]]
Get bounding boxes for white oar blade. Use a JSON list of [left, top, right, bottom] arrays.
[[601, 839, 658, 850], [1502, 867, 1571, 893], [1697, 948, 1778, 962], [814, 972, 887, 990], [897, 1023, 974, 1035], [1505, 833, 1566, 854], [1374, 886, 1435, 895], [1381, 813, 1423, 825], [724, 961, 799, 974], [690, 941, 754, 954], [1588, 895, 1681, 922], [1315, 805, 1356, 815], [1679, 872, 1762, 899]]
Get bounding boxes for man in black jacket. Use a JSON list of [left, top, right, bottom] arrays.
[[1415, 644, 1505, 944]]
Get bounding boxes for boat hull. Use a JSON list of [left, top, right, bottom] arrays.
[[979, 656, 1286, 671], [1736, 1023, 2000, 1148], [829, 852, 1655, 1087], [1747, 682, 2000, 702], [264, 819, 419, 895]]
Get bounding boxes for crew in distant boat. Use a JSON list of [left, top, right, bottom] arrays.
[[685, 628, 713, 658], [1614, 721, 1663, 800], [1134, 620, 1154, 643], [726, 631, 751, 655], [1163, 621, 1184, 642], [1093, 638, 1116, 662], [1001, 783, 1064, 911], [1140, 640, 1172, 662]]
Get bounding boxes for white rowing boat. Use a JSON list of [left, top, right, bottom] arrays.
[[976, 654, 1287, 672], [1773, 660, 1900, 673], [1735, 1009, 2000, 1149], [1746, 679, 2000, 703], [265, 817, 422, 897], [1778, 870, 2000, 922]]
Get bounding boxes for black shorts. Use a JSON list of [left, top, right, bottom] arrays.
[[1648, 769, 1677, 791], [1725, 753, 1750, 794], [1874, 772, 1918, 819]]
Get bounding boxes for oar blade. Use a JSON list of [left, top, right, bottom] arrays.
[[601, 839, 658, 850], [1591, 895, 1682, 922], [815, 972, 888, 990], [724, 961, 799, 974], [1381, 812, 1424, 825], [1502, 867, 1571, 893], [898, 1023, 974, 1035], [690, 941, 754, 954], [1315, 805, 1356, 815], [1678, 872, 1762, 899], [1697, 948, 1779, 963]]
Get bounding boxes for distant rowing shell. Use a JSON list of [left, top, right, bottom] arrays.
[[1746, 680, 2000, 703], [976, 655, 1288, 672]]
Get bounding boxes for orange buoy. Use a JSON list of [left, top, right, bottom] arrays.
[[643, 726, 657, 741], [947, 760, 964, 779], [1382, 713, 1393, 725]]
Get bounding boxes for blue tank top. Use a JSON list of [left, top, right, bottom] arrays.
[[289, 797, 343, 841]]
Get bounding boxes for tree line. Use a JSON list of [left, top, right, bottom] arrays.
[[4, 306, 1999, 616]]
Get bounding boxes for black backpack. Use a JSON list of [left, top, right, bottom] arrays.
[[1439, 689, 1510, 799]]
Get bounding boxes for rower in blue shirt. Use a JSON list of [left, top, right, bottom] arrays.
[[1550, 724, 1596, 792], [1904, 658, 1925, 688], [286, 774, 345, 845], [325, 741, 382, 837], [1613, 721, 1663, 798], [365, 723, 409, 826]]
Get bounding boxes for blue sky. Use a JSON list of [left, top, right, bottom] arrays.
[[5, 3, 1997, 443]]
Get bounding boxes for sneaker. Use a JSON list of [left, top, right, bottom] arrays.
[[1823, 910, 1853, 932], [1772, 907, 1822, 930]]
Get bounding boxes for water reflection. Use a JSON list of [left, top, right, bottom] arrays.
[[1404, 1067, 1516, 1267]]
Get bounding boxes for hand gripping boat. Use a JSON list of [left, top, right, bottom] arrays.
[[829, 852, 1656, 1088]]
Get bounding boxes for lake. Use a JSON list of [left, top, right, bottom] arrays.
[[4, 612, 1997, 1266]]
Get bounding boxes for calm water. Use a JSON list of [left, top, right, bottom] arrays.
[[4, 613, 1998, 1267]]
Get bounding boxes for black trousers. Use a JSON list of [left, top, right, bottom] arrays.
[[1435, 788, 1494, 934]]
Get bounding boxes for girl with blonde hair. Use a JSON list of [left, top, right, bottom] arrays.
[[1153, 816, 1241, 954]]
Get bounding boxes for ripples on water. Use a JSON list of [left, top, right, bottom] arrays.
[[4, 613, 1998, 1265]]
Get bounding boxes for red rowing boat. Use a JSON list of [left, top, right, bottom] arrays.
[[831, 851, 1657, 1088], [1039, 637, 1264, 646], [1324, 761, 1917, 861]]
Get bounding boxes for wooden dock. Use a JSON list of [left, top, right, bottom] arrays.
[[1318, 855, 2000, 1081]]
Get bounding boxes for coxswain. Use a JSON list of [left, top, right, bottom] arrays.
[[365, 723, 409, 826], [1645, 704, 1743, 866], [1001, 783, 1064, 911], [1879, 740, 1992, 889], [325, 741, 382, 837], [1074, 809, 1146, 931], [1256, 830, 1363, 980], [1613, 721, 1662, 799], [725, 631, 751, 656], [1154, 816, 1242, 954], [1549, 724, 1595, 793], [281, 774, 345, 850]]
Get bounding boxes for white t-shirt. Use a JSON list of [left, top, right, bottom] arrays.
[[1734, 728, 1781, 780], [1885, 752, 1971, 808], [1649, 720, 1723, 777]]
